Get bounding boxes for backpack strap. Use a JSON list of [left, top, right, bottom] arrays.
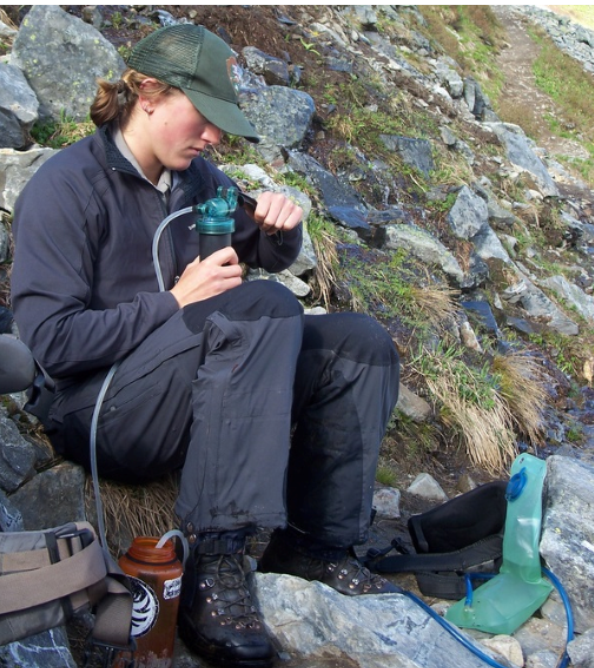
[[415, 571, 479, 600], [368, 533, 503, 574], [366, 533, 503, 600], [0, 543, 105, 612], [0, 530, 106, 615], [0, 522, 132, 649], [91, 566, 134, 648]]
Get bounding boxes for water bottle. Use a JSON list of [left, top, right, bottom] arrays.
[[195, 186, 237, 260], [114, 535, 184, 668]]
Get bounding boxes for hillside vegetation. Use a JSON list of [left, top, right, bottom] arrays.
[[3, 4, 594, 494]]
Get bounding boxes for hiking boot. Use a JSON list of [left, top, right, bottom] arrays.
[[178, 552, 276, 667], [259, 530, 400, 596]]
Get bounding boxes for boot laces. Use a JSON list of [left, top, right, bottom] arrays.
[[209, 554, 260, 628]]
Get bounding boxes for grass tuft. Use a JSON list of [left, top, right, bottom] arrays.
[[426, 363, 516, 474], [492, 350, 549, 444], [87, 474, 179, 557]]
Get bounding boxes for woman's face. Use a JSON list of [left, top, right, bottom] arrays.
[[146, 88, 222, 171]]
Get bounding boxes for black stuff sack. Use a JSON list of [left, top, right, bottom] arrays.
[[366, 480, 508, 599]]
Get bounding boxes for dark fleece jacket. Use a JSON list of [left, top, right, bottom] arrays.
[[10, 126, 302, 382]]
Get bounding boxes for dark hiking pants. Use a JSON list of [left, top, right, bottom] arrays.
[[48, 281, 400, 548]]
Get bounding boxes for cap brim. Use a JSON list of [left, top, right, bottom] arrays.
[[184, 88, 260, 143]]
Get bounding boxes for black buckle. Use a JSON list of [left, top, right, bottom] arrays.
[[24, 366, 55, 425], [364, 537, 410, 568]]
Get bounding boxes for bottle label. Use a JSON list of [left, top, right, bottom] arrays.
[[163, 575, 182, 600], [128, 577, 159, 637]]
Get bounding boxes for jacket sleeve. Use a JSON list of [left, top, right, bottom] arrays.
[[235, 208, 303, 273], [10, 162, 179, 379], [198, 162, 303, 272]]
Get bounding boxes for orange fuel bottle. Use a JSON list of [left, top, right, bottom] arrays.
[[115, 534, 184, 668]]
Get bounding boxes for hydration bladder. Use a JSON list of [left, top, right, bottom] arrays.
[[445, 453, 553, 635]]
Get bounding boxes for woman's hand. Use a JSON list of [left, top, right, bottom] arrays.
[[252, 191, 303, 236], [170, 247, 243, 308]]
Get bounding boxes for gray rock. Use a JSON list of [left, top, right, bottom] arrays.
[[407, 473, 448, 503], [0, 63, 39, 149], [0, 627, 76, 668], [9, 461, 87, 529], [0, 411, 37, 492], [396, 382, 433, 423], [568, 627, 594, 668], [0, 487, 24, 531], [242, 86, 315, 150], [0, 146, 56, 212], [447, 186, 489, 240], [242, 47, 290, 86], [11, 5, 125, 121], [385, 223, 465, 285], [485, 122, 559, 198], [255, 572, 493, 668], [540, 275, 594, 323], [541, 455, 594, 633], [379, 135, 434, 178]]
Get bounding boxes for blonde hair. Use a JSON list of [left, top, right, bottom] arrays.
[[90, 68, 173, 128]]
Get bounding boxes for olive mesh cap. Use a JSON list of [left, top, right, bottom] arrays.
[[128, 24, 259, 142]]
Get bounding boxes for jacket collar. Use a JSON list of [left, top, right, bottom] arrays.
[[99, 124, 208, 207], [100, 124, 137, 175]]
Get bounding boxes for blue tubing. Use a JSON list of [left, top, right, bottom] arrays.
[[404, 590, 512, 668], [403, 566, 573, 668], [542, 567, 574, 668], [464, 572, 497, 607]]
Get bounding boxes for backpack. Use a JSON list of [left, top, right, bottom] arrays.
[[366, 481, 508, 599], [0, 521, 132, 649], [0, 335, 133, 650]]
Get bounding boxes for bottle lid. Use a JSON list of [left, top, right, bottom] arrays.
[[127, 536, 178, 564], [195, 186, 238, 235], [196, 217, 235, 235]]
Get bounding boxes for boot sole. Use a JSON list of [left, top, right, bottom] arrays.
[[178, 620, 277, 668]]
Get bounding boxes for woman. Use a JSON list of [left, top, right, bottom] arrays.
[[11, 24, 400, 668]]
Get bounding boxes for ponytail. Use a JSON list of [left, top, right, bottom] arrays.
[[90, 68, 173, 127]]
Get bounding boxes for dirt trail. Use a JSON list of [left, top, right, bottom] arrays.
[[491, 5, 589, 162]]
